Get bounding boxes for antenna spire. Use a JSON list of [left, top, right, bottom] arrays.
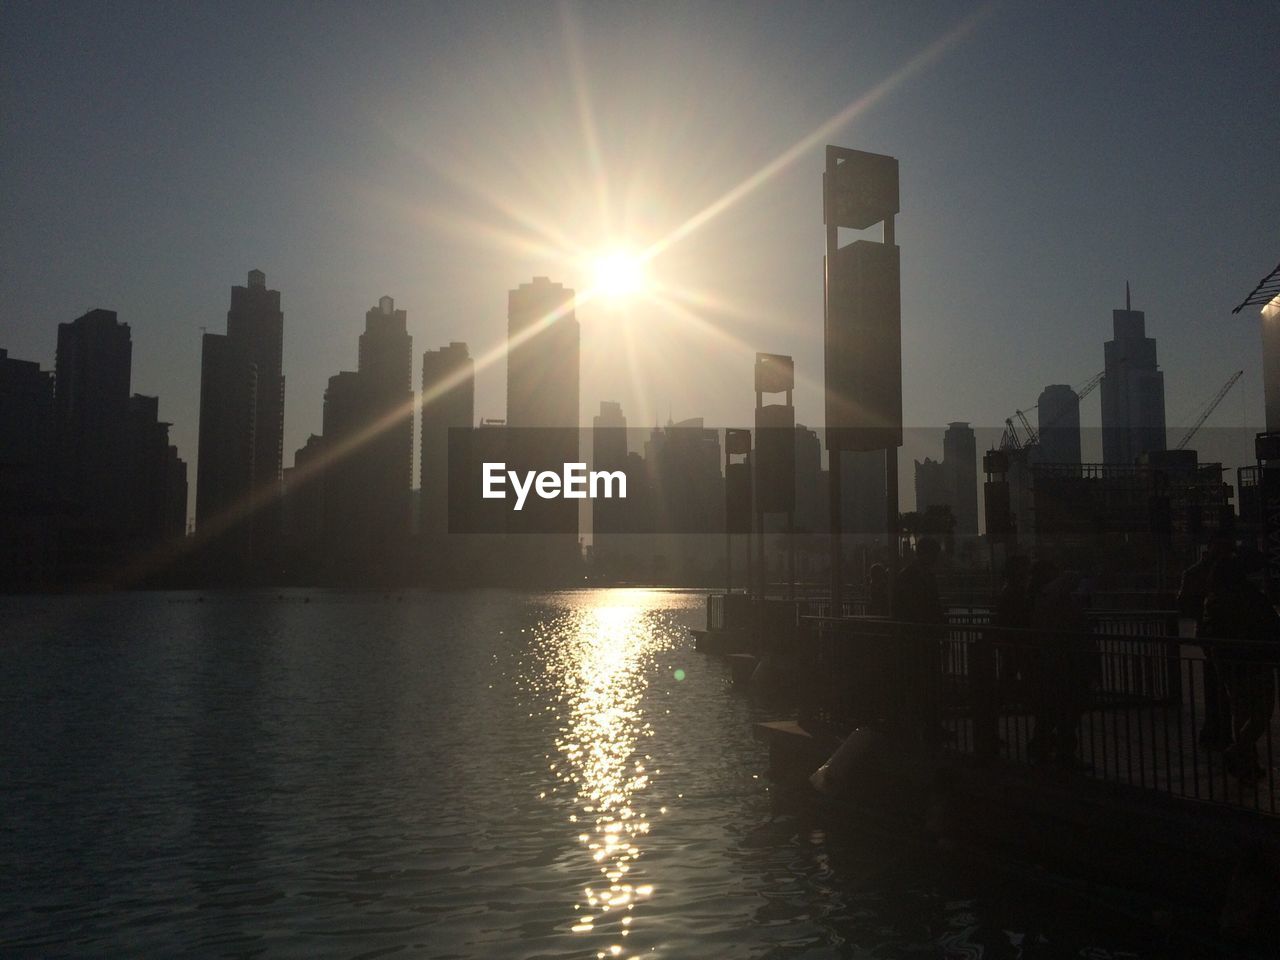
[[1126, 280, 1131, 311]]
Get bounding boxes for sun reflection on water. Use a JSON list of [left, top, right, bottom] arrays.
[[536, 590, 677, 958]]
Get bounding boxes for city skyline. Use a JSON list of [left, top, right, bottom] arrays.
[[3, 3, 1276, 508]]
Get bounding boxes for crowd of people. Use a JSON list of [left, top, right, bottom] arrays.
[[872, 535, 1279, 783]]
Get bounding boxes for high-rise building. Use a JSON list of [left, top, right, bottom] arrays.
[[592, 401, 628, 471], [282, 433, 327, 579], [643, 417, 722, 582], [914, 457, 949, 516], [507, 277, 579, 430], [55, 309, 133, 536], [793, 425, 825, 535], [1037, 384, 1082, 464], [0, 349, 57, 584], [358, 296, 414, 541], [124, 394, 187, 546], [196, 270, 285, 568], [421, 341, 474, 538], [943, 421, 978, 536], [310, 297, 414, 581], [913, 425, 978, 537], [1101, 285, 1166, 464], [591, 401, 629, 568], [842, 448, 887, 537], [318, 370, 364, 576], [52, 310, 185, 578], [506, 277, 579, 574]]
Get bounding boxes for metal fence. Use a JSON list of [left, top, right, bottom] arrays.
[[798, 615, 1279, 816]]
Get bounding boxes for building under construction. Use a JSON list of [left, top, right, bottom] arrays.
[[985, 448, 1233, 567]]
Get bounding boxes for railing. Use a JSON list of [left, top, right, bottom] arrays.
[[798, 615, 1278, 816], [799, 597, 868, 619]]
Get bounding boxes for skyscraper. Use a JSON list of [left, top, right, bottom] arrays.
[[507, 277, 579, 429], [592, 401, 628, 471], [124, 394, 187, 546], [312, 297, 414, 581], [943, 421, 978, 536], [358, 296, 414, 542], [914, 457, 949, 517], [52, 309, 186, 577], [506, 277, 579, 570], [0, 349, 56, 584], [421, 341, 474, 538], [196, 269, 285, 568], [842, 448, 887, 536], [1037, 384, 1082, 464], [1101, 285, 1166, 464], [318, 369, 364, 576], [55, 308, 132, 535]]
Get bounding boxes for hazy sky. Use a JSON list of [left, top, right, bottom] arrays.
[[3, 2, 1277, 511]]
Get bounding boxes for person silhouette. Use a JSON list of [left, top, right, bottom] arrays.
[[1202, 555, 1279, 784]]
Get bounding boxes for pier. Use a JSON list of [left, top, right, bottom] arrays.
[[697, 592, 1280, 944]]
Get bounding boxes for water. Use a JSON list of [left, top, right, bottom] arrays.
[[3, 588, 1170, 958]]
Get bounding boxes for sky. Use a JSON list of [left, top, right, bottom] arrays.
[[3, 1, 1278, 516]]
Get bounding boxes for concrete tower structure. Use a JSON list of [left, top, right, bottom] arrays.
[[1100, 285, 1166, 464], [943, 421, 979, 536], [505, 277, 579, 568], [55, 309, 133, 534], [1037, 384, 1082, 464], [358, 295, 414, 539], [420, 341, 474, 537], [506, 277, 579, 430], [196, 270, 285, 568]]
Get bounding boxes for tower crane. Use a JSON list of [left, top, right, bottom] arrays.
[[1000, 369, 1107, 451], [1174, 370, 1243, 451]]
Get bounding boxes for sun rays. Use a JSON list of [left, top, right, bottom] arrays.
[[169, 4, 995, 562]]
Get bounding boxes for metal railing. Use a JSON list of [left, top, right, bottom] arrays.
[[798, 615, 1278, 816]]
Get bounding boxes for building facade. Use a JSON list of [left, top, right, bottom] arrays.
[[421, 341, 474, 539], [1037, 384, 1082, 464], [943, 421, 978, 536], [196, 270, 285, 570], [1101, 288, 1167, 465]]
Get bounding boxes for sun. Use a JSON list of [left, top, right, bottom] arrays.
[[591, 250, 648, 301]]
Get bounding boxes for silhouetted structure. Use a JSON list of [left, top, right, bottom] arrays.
[[55, 309, 132, 541], [943, 421, 978, 536], [590, 401, 629, 576], [357, 296, 414, 548], [1101, 285, 1167, 464], [914, 457, 948, 518], [1033, 451, 1229, 564], [793, 425, 825, 536], [305, 299, 413, 582], [822, 146, 903, 605], [125, 394, 188, 548], [282, 433, 326, 580], [1037, 384, 1082, 464], [44, 310, 188, 581], [911, 425, 977, 547], [0, 348, 56, 583], [644, 418, 723, 582], [196, 270, 285, 572], [506, 277, 579, 577], [507, 277, 579, 430], [420, 341, 474, 539], [1231, 258, 1280, 431], [842, 449, 887, 536]]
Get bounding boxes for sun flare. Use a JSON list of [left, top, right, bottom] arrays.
[[591, 250, 648, 301]]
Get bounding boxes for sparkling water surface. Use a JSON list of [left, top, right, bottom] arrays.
[[3, 588, 1167, 958]]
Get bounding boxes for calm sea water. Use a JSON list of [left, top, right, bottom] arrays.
[[3, 588, 1168, 958]]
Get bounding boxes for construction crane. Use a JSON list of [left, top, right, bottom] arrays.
[[1001, 369, 1107, 451], [1174, 370, 1243, 451]]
